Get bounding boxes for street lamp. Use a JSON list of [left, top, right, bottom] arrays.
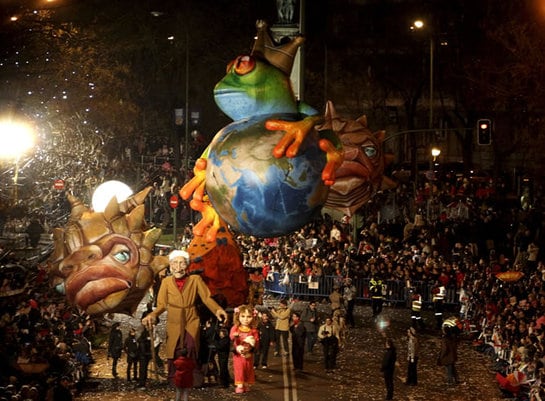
[[411, 19, 434, 129], [430, 147, 441, 170], [0, 119, 35, 203]]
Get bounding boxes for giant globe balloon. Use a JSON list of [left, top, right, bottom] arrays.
[[205, 113, 329, 238]]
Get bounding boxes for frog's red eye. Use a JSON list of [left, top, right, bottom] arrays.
[[233, 55, 256, 75]]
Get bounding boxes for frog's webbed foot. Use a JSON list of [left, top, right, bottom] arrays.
[[266, 115, 343, 187], [189, 196, 221, 243], [180, 158, 207, 201], [319, 138, 344, 186], [266, 115, 321, 158]]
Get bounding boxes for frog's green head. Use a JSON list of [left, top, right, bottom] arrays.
[[213, 20, 304, 121], [214, 55, 298, 121]]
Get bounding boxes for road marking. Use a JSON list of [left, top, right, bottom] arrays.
[[280, 341, 298, 401]]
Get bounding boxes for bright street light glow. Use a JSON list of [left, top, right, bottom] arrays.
[[431, 147, 441, 158], [0, 120, 35, 159], [92, 180, 133, 212], [413, 20, 424, 29]]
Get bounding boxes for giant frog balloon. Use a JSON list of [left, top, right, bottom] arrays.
[[181, 20, 344, 242], [46, 20, 391, 315], [47, 188, 169, 315]]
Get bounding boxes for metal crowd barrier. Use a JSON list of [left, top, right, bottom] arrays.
[[263, 272, 460, 307]]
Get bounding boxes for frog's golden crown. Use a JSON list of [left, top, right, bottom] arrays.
[[251, 20, 304, 76]]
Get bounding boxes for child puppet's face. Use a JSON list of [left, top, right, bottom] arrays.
[[239, 310, 253, 327]]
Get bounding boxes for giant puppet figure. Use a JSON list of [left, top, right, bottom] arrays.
[[180, 20, 344, 242], [181, 20, 393, 243], [182, 21, 393, 309], [318, 103, 396, 217], [48, 188, 170, 315], [46, 185, 247, 315], [48, 21, 392, 316], [180, 21, 343, 308]]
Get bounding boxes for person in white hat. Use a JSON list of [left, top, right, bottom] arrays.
[[142, 249, 227, 389]]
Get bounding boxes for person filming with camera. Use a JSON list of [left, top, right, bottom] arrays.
[[318, 316, 340, 373]]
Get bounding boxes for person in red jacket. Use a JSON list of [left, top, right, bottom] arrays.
[[173, 348, 196, 401]]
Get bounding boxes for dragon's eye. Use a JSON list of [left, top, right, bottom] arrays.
[[55, 282, 66, 295], [233, 55, 256, 75], [113, 250, 130, 264], [363, 146, 377, 158]]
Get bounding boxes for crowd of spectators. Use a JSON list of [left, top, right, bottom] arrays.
[[0, 142, 189, 401], [237, 173, 545, 400], [1, 166, 545, 399], [0, 264, 95, 401]]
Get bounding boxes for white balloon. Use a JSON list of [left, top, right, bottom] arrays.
[[92, 180, 133, 212]]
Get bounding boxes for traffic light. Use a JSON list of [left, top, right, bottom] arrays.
[[477, 119, 492, 145]]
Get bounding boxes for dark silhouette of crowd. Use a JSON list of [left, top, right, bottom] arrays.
[[0, 269, 94, 400]]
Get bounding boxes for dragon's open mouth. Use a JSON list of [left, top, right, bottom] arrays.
[[66, 265, 132, 310]]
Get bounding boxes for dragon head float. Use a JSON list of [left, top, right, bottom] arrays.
[[318, 101, 395, 216], [47, 187, 168, 315]]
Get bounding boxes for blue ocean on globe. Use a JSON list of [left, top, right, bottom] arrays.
[[206, 113, 329, 237]]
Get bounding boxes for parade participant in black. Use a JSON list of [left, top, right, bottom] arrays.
[[405, 327, 419, 386], [124, 327, 139, 382], [255, 312, 275, 368], [318, 317, 340, 373], [343, 278, 357, 328], [300, 301, 319, 353], [52, 376, 73, 401], [25, 217, 44, 248], [137, 327, 153, 389], [370, 274, 384, 318], [107, 322, 123, 378], [142, 302, 159, 324], [438, 319, 460, 385], [381, 338, 397, 400], [290, 312, 306, 372], [141, 302, 164, 371], [215, 327, 231, 388], [200, 318, 219, 385]]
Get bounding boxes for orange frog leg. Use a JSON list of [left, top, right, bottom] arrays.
[[266, 115, 321, 159], [179, 158, 221, 242], [180, 158, 207, 201], [188, 196, 221, 243], [266, 115, 344, 186]]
